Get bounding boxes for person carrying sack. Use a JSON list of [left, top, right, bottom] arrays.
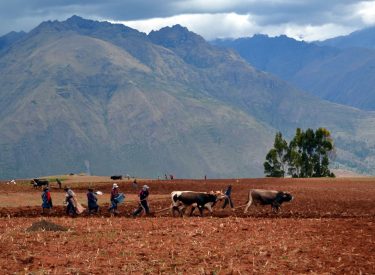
[[64, 186, 85, 216], [64, 187, 77, 216], [108, 183, 120, 214]]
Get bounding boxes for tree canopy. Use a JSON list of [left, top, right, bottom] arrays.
[[264, 128, 335, 178]]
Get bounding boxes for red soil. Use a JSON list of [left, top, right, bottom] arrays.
[[0, 177, 374, 273]]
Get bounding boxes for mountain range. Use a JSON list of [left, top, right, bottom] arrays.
[[213, 32, 375, 111], [0, 31, 26, 55], [1, 16, 375, 179], [318, 26, 375, 49]]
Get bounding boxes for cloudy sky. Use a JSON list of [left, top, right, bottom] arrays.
[[1, 0, 375, 41]]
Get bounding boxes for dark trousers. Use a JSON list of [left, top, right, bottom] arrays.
[[88, 205, 99, 214], [108, 200, 118, 212], [133, 200, 149, 216], [222, 196, 234, 209], [66, 202, 76, 215]]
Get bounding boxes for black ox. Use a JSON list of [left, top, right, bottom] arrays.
[[110, 175, 122, 180], [171, 191, 225, 217], [30, 178, 49, 188], [244, 189, 293, 213]]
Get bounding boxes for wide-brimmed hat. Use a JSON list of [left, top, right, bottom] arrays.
[[143, 185, 149, 189], [113, 183, 118, 188], [43, 186, 48, 190]]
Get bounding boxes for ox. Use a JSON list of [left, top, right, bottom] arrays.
[[244, 189, 293, 213], [171, 191, 225, 217], [30, 179, 49, 188], [110, 175, 122, 180]]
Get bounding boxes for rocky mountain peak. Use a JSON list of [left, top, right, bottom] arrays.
[[149, 24, 205, 48], [29, 15, 143, 39]]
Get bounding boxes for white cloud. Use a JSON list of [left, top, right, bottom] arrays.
[[355, 1, 375, 25], [113, 13, 257, 40], [282, 23, 356, 41], [173, 0, 253, 12], [112, 12, 356, 41], [1, 0, 374, 40]]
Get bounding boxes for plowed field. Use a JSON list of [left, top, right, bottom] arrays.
[[0, 177, 374, 274]]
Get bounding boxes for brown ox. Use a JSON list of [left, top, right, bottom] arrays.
[[244, 189, 293, 213]]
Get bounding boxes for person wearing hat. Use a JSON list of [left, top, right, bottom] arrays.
[[41, 186, 53, 214], [132, 185, 150, 217], [87, 188, 99, 214], [64, 186, 77, 216], [108, 183, 120, 214]]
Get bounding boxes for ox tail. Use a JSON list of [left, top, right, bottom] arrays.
[[246, 190, 251, 204], [243, 190, 253, 214]]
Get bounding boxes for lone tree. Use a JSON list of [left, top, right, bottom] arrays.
[[264, 128, 335, 178]]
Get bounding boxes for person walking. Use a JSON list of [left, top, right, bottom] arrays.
[[41, 186, 53, 214], [132, 185, 150, 217], [132, 179, 138, 189], [56, 178, 62, 189], [108, 183, 120, 214], [87, 188, 99, 214], [222, 185, 234, 210], [64, 186, 77, 216]]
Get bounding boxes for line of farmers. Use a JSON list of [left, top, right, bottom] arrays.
[[41, 183, 150, 217]]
